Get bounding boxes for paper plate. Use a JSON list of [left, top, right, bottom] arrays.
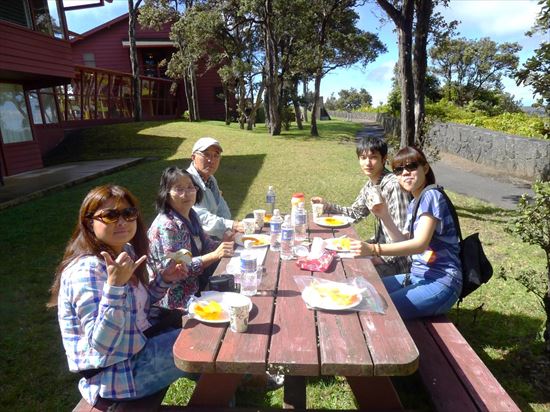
[[314, 216, 353, 228], [235, 233, 270, 247], [302, 283, 362, 310], [188, 291, 252, 324], [324, 237, 351, 252]]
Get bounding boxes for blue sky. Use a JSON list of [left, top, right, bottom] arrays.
[[64, 0, 544, 106]]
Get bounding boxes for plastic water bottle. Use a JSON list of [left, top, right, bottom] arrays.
[[269, 209, 283, 252], [266, 186, 276, 217], [290, 192, 305, 225], [294, 201, 307, 242], [280, 215, 294, 260], [240, 240, 258, 296]]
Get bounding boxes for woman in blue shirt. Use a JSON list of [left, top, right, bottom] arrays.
[[350, 146, 462, 319], [48, 185, 192, 405]]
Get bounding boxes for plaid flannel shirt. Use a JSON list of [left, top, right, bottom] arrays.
[[325, 169, 412, 274], [57, 247, 172, 405]]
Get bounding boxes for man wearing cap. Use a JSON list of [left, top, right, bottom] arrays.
[[187, 137, 244, 239]]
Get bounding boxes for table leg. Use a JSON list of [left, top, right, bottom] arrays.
[[188, 373, 243, 407], [283, 376, 306, 409], [346, 376, 403, 410]]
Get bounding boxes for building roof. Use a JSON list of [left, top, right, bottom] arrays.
[[71, 13, 129, 43]]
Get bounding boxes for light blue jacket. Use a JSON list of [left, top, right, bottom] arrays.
[[187, 163, 233, 239]]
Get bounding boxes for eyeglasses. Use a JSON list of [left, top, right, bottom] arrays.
[[393, 162, 420, 176], [196, 151, 221, 162], [171, 186, 197, 194], [89, 207, 139, 224]]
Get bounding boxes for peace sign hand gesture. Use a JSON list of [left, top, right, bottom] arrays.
[[101, 251, 147, 287]]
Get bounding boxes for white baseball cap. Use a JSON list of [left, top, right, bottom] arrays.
[[191, 137, 223, 154]]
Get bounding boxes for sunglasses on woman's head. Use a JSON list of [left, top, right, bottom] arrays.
[[393, 162, 420, 176], [89, 207, 139, 224]]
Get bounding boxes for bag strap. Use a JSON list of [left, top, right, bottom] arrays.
[[408, 184, 463, 241]]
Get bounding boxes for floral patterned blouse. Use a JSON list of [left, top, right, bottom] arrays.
[[148, 208, 219, 309]]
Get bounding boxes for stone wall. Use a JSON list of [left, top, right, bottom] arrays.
[[328, 110, 550, 181]]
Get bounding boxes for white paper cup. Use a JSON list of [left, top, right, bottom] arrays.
[[253, 209, 266, 230], [243, 218, 256, 234], [229, 295, 250, 333], [311, 202, 324, 220]]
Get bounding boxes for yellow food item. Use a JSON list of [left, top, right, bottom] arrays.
[[311, 282, 359, 307], [264, 214, 272, 223], [242, 236, 267, 246], [194, 301, 224, 320], [334, 237, 350, 250], [324, 217, 344, 225]]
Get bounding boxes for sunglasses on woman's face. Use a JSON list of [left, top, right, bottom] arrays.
[[393, 162, 420, 176], [89, 207, 139, 224]]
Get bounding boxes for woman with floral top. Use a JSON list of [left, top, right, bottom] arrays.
[[148, 167, 234, 309], [47, 185, 192, 405]]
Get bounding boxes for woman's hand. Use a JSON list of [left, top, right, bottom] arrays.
[[232, 220, 245, 233], [161, 260, 189, 283], [369, 201, 389, 219], [349, 239, 374, 257], [216, 241, 234, 260], [101, 251, 147, 287]]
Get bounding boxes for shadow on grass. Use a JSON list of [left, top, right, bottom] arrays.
[[44, 121, 185, 165]]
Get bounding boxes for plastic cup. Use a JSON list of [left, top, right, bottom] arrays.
[[228, 295, 250, 333], [243, 218, 256, 234], [311, 202, 324, 220], [253, 209, 266, 230]]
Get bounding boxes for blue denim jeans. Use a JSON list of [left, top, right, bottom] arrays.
[[382, 274, 459, 320], [130, 328, 197, 399]]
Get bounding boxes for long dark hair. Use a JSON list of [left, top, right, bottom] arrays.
[[47, 185, 148, 307], [155, 167, 203, 213], [391, 146, 436, 187]]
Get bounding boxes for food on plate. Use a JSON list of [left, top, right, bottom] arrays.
[[193, 300, 225, 320], [166, 248, 192, 264], [322, 217, 345, 226], [241, 235, 268, 246], [310, 281, 360, 307], [332, 237, 351, 251], [264, 214, 272, 223]]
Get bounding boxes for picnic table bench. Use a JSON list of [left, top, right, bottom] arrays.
[[406, 315, 520, 411]]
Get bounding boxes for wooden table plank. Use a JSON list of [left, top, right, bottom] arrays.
[[216, 295, 274, 374], [173, 318, 226, 374], [342, 257, 419, 376], [268, 259, 319, 376], [259, 248, 279, 292]]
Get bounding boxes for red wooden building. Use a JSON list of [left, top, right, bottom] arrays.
[[0, 1, 227, 178]]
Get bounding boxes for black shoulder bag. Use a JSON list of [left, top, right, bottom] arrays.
[[409, 184, 493, 301]]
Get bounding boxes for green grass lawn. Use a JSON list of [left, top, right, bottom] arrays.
[[0, 119, 547, 411]]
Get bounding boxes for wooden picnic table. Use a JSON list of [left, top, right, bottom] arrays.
[[173, 215, 419, 410]]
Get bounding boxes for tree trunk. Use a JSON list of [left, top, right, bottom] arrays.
[[183, 74, 194, 121], [264, 0, 281, 135], [310, 73, 322, 137], [413, 0, 433, 146], [291, 79, 303, 130], [190, 66, 200, 121], [223, 83, 230, 125], [238, 77, 246, 129], [397, 3, 415, 147], [247, 79, 265, 130], [128, 1, 142, 122], [302, 78, 308, 122]]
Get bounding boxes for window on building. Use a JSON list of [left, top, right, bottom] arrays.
[[0, 83, 33, 144], [28, 91, 43, 124], [28, 88, 60, 125], [0, 0, 32, 28], [83, 52, 96, 68]]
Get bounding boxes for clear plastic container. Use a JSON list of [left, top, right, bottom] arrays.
[[269, 209, 283, 252]]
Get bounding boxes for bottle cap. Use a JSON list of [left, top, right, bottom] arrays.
[[273, 208, 280, 216]]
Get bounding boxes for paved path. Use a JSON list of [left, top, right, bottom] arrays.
[[0, 158, 143, 210], [356, 122, 534, 210]]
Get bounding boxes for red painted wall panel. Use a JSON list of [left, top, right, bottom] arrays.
[[0, 21, 73, 81], [33, 125, 66, 155], [1, 142, 43, 175]]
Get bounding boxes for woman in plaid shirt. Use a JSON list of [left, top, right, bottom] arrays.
[[48, 185, 193, 405], [311, 136, 411, 276]]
